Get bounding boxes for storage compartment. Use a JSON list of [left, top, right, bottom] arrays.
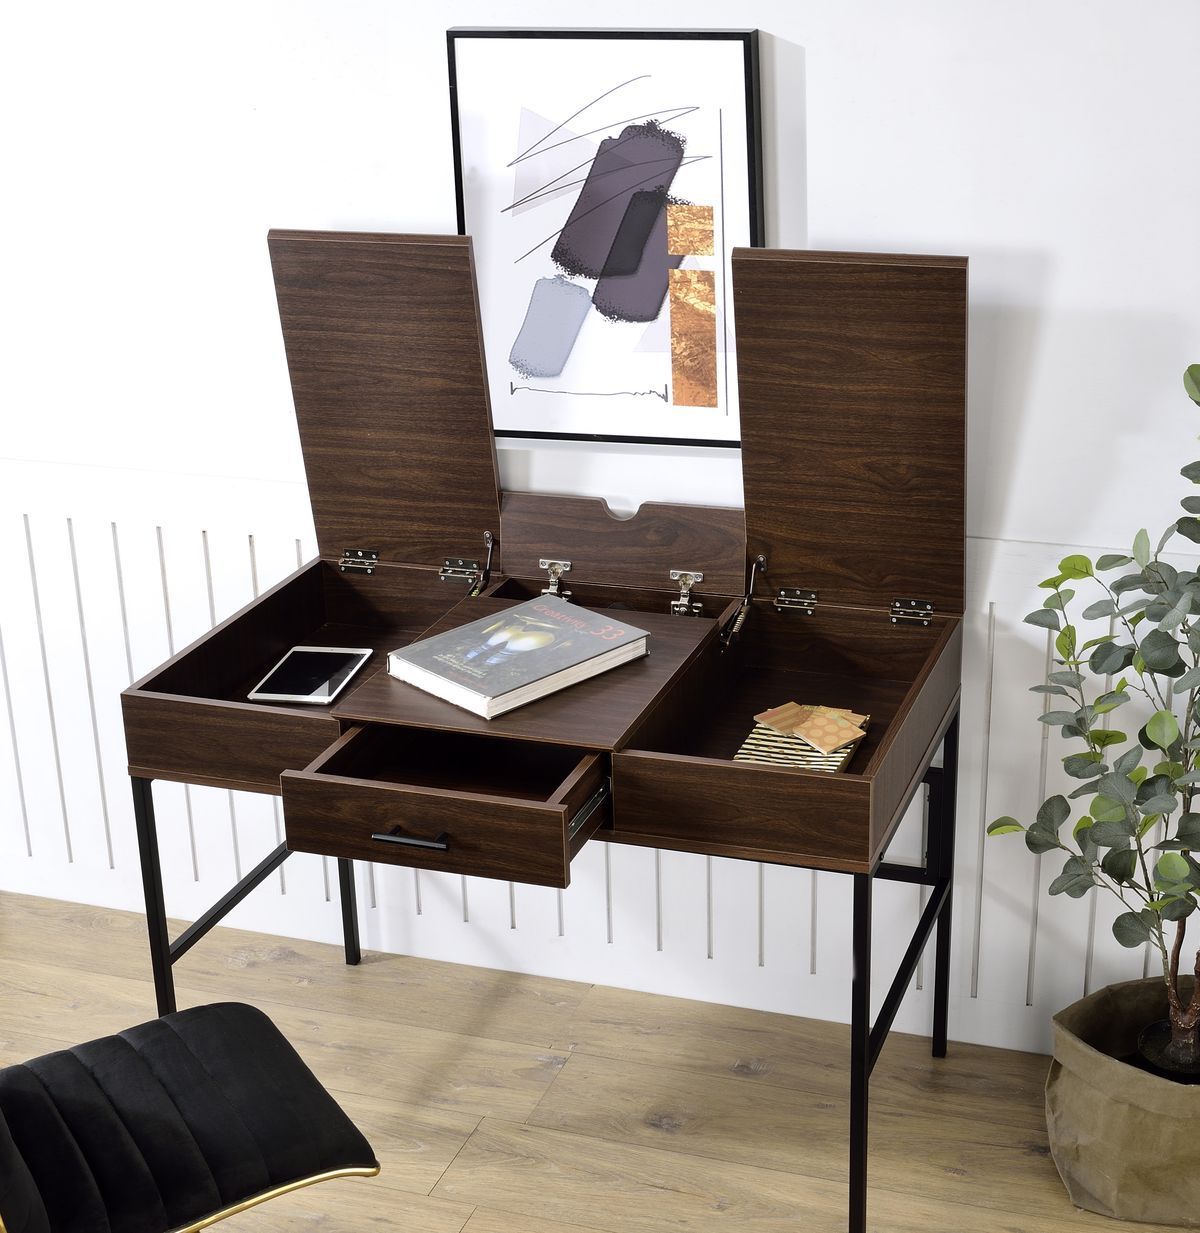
[[281, 724, 609, 887], [122, 559, 468, 791], [611, 601, 962, 872]]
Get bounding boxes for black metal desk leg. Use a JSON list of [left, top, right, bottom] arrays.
[[131, 777, 176, 1016], [849, 871, 872, 1233], [337, 858, 361, 966], [931, 712, 960, 1058]]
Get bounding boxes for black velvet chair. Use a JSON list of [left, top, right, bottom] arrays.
[[0, 1002, 378, 1233]]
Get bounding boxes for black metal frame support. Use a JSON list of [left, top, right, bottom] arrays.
[[130, 776, 362, 1016], [845, 710, 959, 1233]]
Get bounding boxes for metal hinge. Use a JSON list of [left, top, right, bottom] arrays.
[[720, 554, 767, 647], [539, 558, 572, 599], [440, 531, 495, 596], [773, 588, 818, 614], [891, 598, 935, 626], [339, 549, 379, 575], [669, 569, 704, 616]]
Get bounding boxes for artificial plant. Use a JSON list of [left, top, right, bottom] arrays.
[[990, 365, 1200, 1065]]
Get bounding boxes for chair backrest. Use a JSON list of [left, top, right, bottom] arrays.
[[0, 1103, 50, 1233]]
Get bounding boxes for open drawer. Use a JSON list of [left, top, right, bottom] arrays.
[[281, 724, 610, 888], [610, 602, 962, 874]]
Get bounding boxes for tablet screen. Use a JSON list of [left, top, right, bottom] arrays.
[[249, 648, 371, 703]]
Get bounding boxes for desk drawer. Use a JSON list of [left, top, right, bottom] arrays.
[[281, 725, 609, 888]]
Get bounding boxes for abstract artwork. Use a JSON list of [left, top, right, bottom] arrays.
[[448, 29, 763, 445]]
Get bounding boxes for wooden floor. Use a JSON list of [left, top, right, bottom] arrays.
[[0, 891, 1170, 1233]]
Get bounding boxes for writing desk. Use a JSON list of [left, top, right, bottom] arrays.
[[123, 231, 966, 1233]]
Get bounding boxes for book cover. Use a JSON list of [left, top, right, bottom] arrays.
[[387, 596, 649, 714]]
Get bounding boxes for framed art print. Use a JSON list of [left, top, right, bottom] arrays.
[[448, 28, 764, 446]]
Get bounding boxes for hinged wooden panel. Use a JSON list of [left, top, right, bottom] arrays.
[[500, 493, 746, 595], [734, 248, 967, 614], [269, 230, 502, 568]]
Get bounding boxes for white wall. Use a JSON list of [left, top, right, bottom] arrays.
[[2, 0, 1198, 1054]]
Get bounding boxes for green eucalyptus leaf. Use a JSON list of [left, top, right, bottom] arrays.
[[1139, 812, 1162, 838], [1186, 364, 1200, 405], [1049, 669, 1085, 687], [1147, 710, 1182, 750], [1133, 529, 1152, 567], [1030, 684, 1072, 696], [1090, 729, 1127, 749], [1056, 626, 1077, 661], [1037, 796, 1070, 832], [1173, 665, 1200, 694], [1130, 766, 1150, 785], [1097, 554, 1133, 571], [1068, 782, 1099, 799], [1182, 497, 1200, 515], [1094, 690, 1131, 713], [1179, 814, 1200, 844], [1039, 710, 1079, 726], [1090, 642, 1135, 675], [1101, 847, 1138, 884], [1114, 747, 1143, 775], [1162, 896, 1196, 921], [1025, 827, 1062, 855], [1159, 524, 1180, 553], [1059, 555, 1093, 580], [1140, 793, 1180, 815], [1141, 631, 1185, 672], [1157, 852, 1191, 886], [987, 818, 1024, 837], [1097, 772, 1137, 804], [1063, 752, 1105, 779], [1038, 574, 1067, 590], [1090, 794, 1127, 824], [1044, 590, 1075, 611], [1159, 594, 1193, 631], [1172, 770, 1200, 785], [1113, 910, 1154, 947], [1113, 572, 1148, 595], [1049, 856, 1095, 898], [1025, 608, 1061, 630], [1089, 818, 1136, 846], [1181, 462, 1200, 484], [1179, 518, 1200, 545], [1082, 599, 1116, 620]]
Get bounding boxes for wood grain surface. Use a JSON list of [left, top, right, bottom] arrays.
[[268, 230, 502, 569], [0, 891, 1175, 1233], [334, 597, 719, 752], [282, 728, 605, 887], [123, 558, 466, 789], [733, 247, 967, 614], [500, 493, 746, 597]]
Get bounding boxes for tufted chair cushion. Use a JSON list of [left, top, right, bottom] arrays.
[[0, 1003, 377, 1233]]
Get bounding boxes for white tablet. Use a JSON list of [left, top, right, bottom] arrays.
[[247, 646, 373, 704]]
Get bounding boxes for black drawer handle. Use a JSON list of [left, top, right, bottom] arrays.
[[370, 826, 450, 851]]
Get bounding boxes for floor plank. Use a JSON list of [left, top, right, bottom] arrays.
[[434, 1118, 1178, 1233], [553, 983, 1049, 1130], [0, 956, 569, 1122], [528, 1051, 1061, 1216], [229, 1176, 474, 1232], [0, 893, 587, 1049]]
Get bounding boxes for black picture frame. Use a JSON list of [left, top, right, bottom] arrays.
[[447, 27, 765, 448]]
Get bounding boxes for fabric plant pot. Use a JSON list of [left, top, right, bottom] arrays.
[[1047, 977, 1200, 1225]]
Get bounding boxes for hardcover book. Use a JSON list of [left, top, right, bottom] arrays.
[[387, 596, 650, 718]]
